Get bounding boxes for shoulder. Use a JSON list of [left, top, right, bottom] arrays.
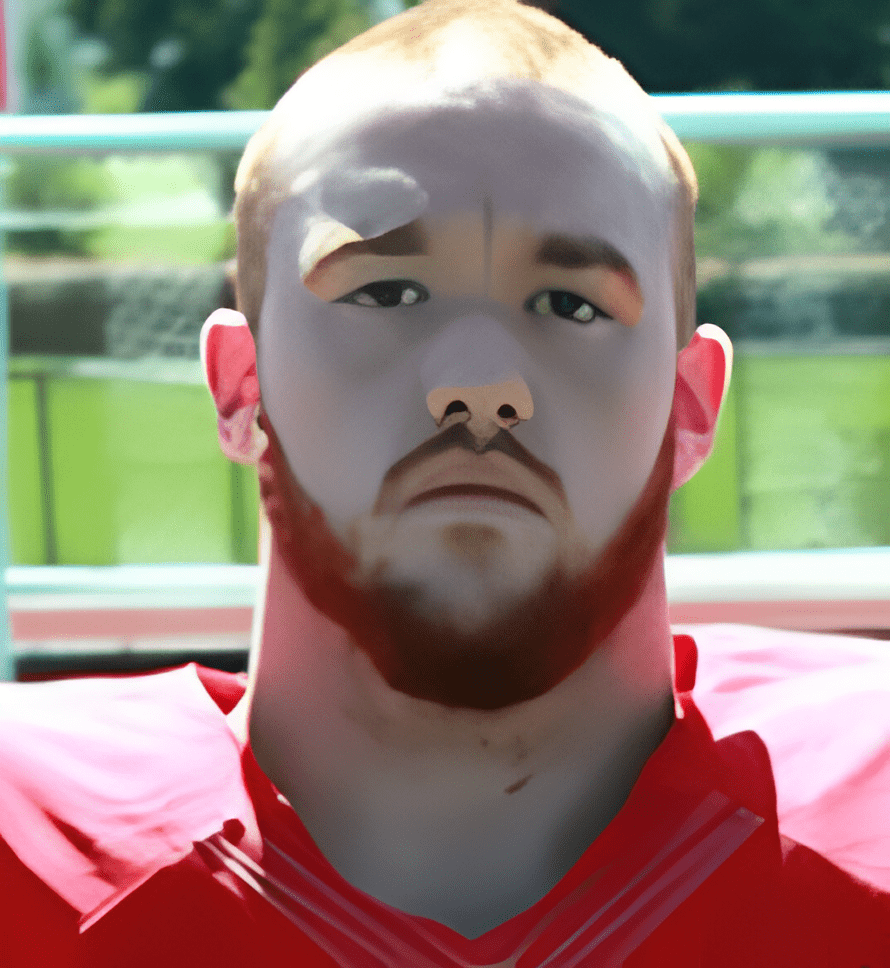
[[0, 666, 255, 920], [0, 832, 81, 967], [688, 624, 890, 894], [773, 837, 890, 964], [690, 831, 890, 967]]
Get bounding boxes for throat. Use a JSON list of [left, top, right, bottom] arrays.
[[250, 626, 676, 937], [294, 753, 633, 938], [249, 457, 678, 935]]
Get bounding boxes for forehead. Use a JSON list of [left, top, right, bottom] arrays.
[[262, 77, 675, 280]]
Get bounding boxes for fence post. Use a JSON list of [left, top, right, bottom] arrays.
[[0, 156, 13, 681]]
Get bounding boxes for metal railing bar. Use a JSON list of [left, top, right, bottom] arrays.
[[6, 549, 890, 609], [657, 91, 890, 144], [9, 355, 205, 385], [0, 110, 268, 154], [664, 548, 890, 603], [7, 563, 260, 610], [2, 93, 890, 154]]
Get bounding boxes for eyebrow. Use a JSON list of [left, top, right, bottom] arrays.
[[534, 234, 637, 281], [333, 220, 428, 260]]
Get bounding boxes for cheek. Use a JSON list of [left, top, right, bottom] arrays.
[[258, 282, 442, 529], [522, 307, 676, 551]]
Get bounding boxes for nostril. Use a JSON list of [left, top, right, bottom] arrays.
[[444, 400, 469, 417], [497, 404, 517, 420]]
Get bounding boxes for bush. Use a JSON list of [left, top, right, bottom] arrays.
[[6, 156, 118, 256]]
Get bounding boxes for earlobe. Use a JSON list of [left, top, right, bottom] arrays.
[[670, 324, 733, 490], [200, 308, 268, 464]]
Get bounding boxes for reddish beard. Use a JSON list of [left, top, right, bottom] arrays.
[[257, 411, 675, 710]]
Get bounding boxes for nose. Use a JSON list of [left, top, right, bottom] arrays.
[[427, 376, 533, 438], [421, 316, 534, 441]]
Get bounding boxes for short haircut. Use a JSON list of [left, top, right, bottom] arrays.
[[234, 0, 698, 346]]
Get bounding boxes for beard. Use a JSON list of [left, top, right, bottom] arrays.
[[257, 411, 674, 711]]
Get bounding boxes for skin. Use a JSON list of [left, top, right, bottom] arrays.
[[258, 89, 678, 586], [206, 72, 731, 939]]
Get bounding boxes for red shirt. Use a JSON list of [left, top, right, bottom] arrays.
[[1, 629, 888, 967]]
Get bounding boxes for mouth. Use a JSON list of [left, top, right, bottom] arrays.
[[373, 425, 567, 524], [402, 484, 545, 517]]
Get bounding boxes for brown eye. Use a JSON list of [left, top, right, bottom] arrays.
[[526, 290, 611, 324], [337, 281, 429, 308]]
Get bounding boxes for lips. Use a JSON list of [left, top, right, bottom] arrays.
[[373, 425, 568, 525], [402, 483, 545, 517]]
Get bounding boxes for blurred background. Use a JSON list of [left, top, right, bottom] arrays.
[[2, 0, 889, 675]]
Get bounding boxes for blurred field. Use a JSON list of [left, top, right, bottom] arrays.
[[8, 353, 890, 565], [670, 353, 890, 553], [89, 223, 230, 265], [8, 363, 258, 565]]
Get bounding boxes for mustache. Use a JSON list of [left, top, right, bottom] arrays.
[[375, 422, 568, 509]]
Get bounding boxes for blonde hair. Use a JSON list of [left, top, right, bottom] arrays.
[[234, 0, 698, 346]]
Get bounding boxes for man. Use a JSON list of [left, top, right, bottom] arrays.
[[1, 1, 888, 965]]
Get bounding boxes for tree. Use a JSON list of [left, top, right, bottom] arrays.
[[225, 0, 369, 109], [66, 0, 369, 111], [68, 0, 890, 113], [547, 0, 890, 92]]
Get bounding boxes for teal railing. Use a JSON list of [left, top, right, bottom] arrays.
[[4, 93, 890, 153], [0, 169, 10, 681]]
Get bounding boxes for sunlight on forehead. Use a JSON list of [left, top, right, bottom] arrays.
[[419, 20, 537, 89], [257, 51, 678, 291], [288, 168, 430, 280], [268, 42, 672, 202]]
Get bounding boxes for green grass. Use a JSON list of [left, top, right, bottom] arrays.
[[88, 222, 231, 265], [9, 375, 257, 565], [735, 355, 890, 549], [7, 378, 45, 565], [7, 355, 890, 565], [671, 353, 890, 552]]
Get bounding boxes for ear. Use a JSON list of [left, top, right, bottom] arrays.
[[670, 323, 733, 490], [200, 308, 268, 464]]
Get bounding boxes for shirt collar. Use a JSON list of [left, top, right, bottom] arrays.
[[0, 663, 258, 929], [1, 633, 750, 936]]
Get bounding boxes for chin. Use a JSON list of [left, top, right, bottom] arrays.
[[350, 508, 569, 633], [365, 547, 560, 637]]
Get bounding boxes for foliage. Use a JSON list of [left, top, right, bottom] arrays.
[[68, 0, 259, 109], [81, 71, 148, 114], [689, 145, 863, 264], [551, 0, 890, 93], [67, 0, 369, 111], [22, 9, 79, 113], [686, 145, 754, 223], [66, 0, 890, 113], [224, 0, 369, 109], [6, 157, 119, 255]]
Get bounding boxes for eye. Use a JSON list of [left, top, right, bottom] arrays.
[[526, 290, 612, 324], [336, 280, 429, 308]]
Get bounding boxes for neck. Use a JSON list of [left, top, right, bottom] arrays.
[[233, 536, 675, 937]]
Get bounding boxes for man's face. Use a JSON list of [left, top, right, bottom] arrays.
[[257, 82, 678, 670]]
